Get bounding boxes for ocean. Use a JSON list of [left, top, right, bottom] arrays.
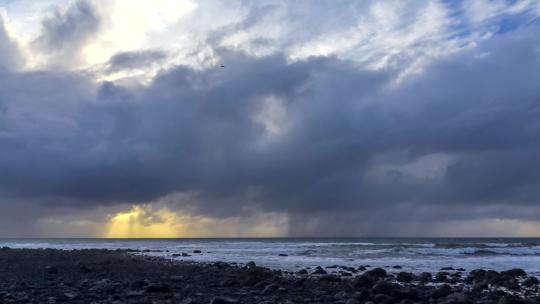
[[2, 238, 540, 275]]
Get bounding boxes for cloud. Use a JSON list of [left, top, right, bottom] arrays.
[[1, 25, 540, 236], [105, 50, 168, 73], [1, 1, 540, 236], [32, 0, 104, 66], [0, 13, 23, 69]]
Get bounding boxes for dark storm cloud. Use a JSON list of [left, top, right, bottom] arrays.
[[1, 26, 540, 235], [33, 0, 102, 59], [105, 50, 168, 73]]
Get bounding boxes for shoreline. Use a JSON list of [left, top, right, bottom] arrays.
[[3, 238, 540, 276], [0, 248, 538, 303]]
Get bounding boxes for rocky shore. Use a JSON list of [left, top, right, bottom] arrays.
[[0, 248, 539, 303]]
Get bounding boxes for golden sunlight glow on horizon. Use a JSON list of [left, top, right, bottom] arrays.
[[104, 204, 289, 238], [106, 205, 188, 238]]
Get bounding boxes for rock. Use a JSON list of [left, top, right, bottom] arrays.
[[396, 272, 414, 283], [341, 266, 357, 272], [417, 272, 432, 283], [392, 265, 403, 269], [213, 261, 230, 268], [181, 252, 191, 257], [327, 265, 339, 268], [297, 268, 308, 275], [484, 270, 501, 283], [498, 295, 526, 304], [312, 266, 327, 275], [358, 266, 367, 271], [6, 248, 539, 304], [170, 275, 184, 282], [44, 265, 58, 275], [210, 297, 238, 304], [522, 276, 538, 287], [451, 272, 462, 278], [246, 261, 256, 268], [319, 274, 341, 282], [219, 278, 237, 287], [262, 284, 278, 294], [501, 277, 520, 290], [500, 268, 526, 277], [278, 253, 288, 257], [63, 292, 79, 300], [435, 272, 449, 282], [90, 279, 114, 293], [429, 284, 452, 299], [312, 289, 328, 296], [444, 292, 470, 304], [126, 290, 145, 297], [353, 289, 370, 301], [145, 283, 171, 293], [372, 280, 398, 295], [79, 264, 93, 273], [440, 267, 455, 271], [193, 250, 202, 253], [353, 275, 375, 288], [467, 269, 487, 283], [365, 267, 387, 279], [334, 291, 348, 300], [130, 280, 149, 288], [373, 293, 394, 304], [390, 287, 418, 301], [472, 280, 489, 292]]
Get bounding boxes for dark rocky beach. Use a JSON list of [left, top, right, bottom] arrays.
[[0, 248, 539, 304]]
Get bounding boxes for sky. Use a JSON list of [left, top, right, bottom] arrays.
[[0, 0, 540, 237]]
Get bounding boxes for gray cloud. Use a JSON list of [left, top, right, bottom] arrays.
[[0, 15, 23, 69], [105, 50, 168, 73], [33, 0, 103, 64], [1, 25, 540, 235]]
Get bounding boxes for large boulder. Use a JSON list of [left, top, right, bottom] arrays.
[[396, 272, 414, 283], [429, 284, 452, 299], [500, 268, 527, 278], [417, 272, 432, 283], [372, 280, 399, 296], [365, 267, 387, 279], [373, 293, 394, 304], [312, 266, 328, 275], [353, 275, 375, 288], [390, 287, 418, 301], [443, 292, 471, 304], [435, 271, 450, 283], [522, 276, 539, 287]]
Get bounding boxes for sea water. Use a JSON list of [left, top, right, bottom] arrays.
[[2, 238, 540, 275]]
